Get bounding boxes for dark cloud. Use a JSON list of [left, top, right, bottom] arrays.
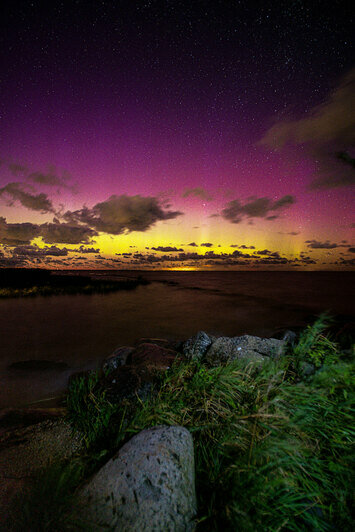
[[222, 195, 295, 224], [39, 223, 97, 244], [230, 244, 255, 249], [63, 194, 183, 235], [188, 242, 198, 247], [0, 182, 54, 213], [278, 231, 300, 236], [0, 217, 40, 245], [256, 250, 283, 258], [201, 242, 213, 247], [151, 246, 184, 252], [340, 258, 355, 266], [182, 187, 213, 201], [305, 240, 338, 249], [5, 160, 77, 190], [260, 68, 355, 189], [348, 247, 355, 253], [69, 246, 100, 254], [0, 217, 97, 245], [12, 245, 69, 257]]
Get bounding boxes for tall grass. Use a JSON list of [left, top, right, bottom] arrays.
[[35, 316, 355, 530]]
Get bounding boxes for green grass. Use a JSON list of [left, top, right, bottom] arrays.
[[15, 316, 354, 531]]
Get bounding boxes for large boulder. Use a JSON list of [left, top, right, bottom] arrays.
[[183, 331, 212, 361], [129, 342, 178, 370], [102, 346, 135, 372], [76, 425, 196, 531], [205, 335, 285, 366]]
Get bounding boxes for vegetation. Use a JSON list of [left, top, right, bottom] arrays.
[[10, 316, 355, 530], [0, 268, 148, 298]]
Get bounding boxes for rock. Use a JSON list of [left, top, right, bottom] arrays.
[[101, 365, 157, 403], [299, 361, 316, 377], [76, 425, 196, 531], [183, 331, 212, 361], [129, 343, 178, 370], [136, 337, 171, 348], [205, 335, 285, 366], [102, 346, 135, 372]]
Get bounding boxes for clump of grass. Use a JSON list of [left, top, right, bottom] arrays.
[[62, 316, 354, 530], [293, 312, 339, 367], [66, 370, 122, 449]]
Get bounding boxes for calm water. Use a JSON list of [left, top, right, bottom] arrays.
[[0, 271, 354, 408]]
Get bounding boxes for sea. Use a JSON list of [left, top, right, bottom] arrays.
[[0, 270, 354, 408]]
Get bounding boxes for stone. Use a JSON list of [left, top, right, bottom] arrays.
[[300, 361, 316, 377], [76, 425, 196, 531], [205, 335, 285, 366], [101, 365, 157, 403], [136, 337, 171, 348], [102, 346, 135, 372], [129, 343, 178, 370], [183, 331, 212, 361]]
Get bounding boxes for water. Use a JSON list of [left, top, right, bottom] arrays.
[[0, 271, 354, 408]]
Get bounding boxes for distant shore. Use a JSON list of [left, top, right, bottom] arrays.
[[0, 269, 149, 298]]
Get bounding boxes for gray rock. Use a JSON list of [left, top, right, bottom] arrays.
[[183, 331, 212, 361], [76, 425, 196, 531], [205, 335, 285, 366], [300, 361, 316, 377], [102, 346, 134, 372]]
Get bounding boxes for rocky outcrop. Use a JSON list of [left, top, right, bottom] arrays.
[[182, 331, 212, 361], [76, 425, 196, 531], [205, 334, 286, 366], [181, 331, 286, 366]]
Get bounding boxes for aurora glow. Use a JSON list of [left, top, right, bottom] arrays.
[[1, 1, 354, 270]]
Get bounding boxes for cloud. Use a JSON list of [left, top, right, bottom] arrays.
[[151, 246, 184, 252], [347, 247, 355, 253], [305, 240, 338, 249], [182, 187, 213, 201], [63, 194, 183, 235], [188, 242, 198, 246], [0, 217, 98, 246], [0, 182, 55, 212], [0, 217, 40, 245], [260, 67, 355, 189], [39, 222, 97, 244], [69, 246, 100, 253], [201, 242, 213, 247], [5, 160, 77, 191], [278, 231, 300, 236], [12, 245, 69, 257], [222, 195, 295, 224]]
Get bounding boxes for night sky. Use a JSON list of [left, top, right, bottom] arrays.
[[1, 0, 354, 270]]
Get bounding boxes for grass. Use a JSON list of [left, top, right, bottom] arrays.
[[11, 316, 355, 531]]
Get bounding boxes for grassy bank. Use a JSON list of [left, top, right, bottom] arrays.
[[0, 268, 148, 298], [10, 317, 355, 531]]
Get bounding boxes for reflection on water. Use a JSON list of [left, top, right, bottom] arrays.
[[0, 271, 353, 407]]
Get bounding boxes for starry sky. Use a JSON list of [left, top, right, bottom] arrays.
[[0, 0, 354, 270]]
